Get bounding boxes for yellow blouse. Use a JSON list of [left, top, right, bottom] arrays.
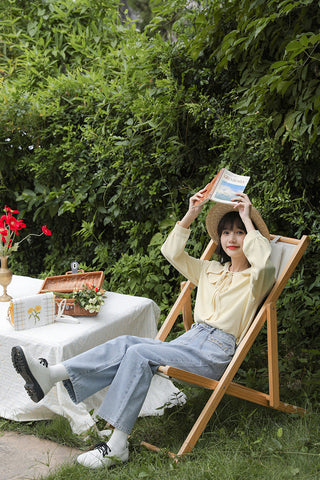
[[161, 224, 275, 343]]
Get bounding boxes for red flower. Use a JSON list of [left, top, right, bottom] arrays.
[[1, 206, 52, 256], [4, 206, 19, 214], [6, 216, 20, 233], [42, 225, 51, 236], [0, 215, 7, 229], [16, 219, 26, 231]]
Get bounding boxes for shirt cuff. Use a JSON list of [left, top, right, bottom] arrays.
[[174, 222, 191, 236]]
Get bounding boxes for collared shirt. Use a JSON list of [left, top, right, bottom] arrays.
[[161, 224, 275, 343]]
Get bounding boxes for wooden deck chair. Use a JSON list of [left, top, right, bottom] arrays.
[[142, 233, 310, 458]]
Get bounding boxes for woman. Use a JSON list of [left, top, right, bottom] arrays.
[[11, 190, 275, 469]]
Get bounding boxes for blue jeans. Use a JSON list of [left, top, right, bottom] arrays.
[[62, 323, 236, 434]]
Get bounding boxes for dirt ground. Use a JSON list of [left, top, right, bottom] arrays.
[[0, 431, 82, 480]]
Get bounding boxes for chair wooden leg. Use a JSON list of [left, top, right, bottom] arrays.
[[140, 441, 177, 460], [267, 303, 280, 408]]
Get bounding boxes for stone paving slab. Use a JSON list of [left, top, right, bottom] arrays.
[[0, 431, 82, 480]]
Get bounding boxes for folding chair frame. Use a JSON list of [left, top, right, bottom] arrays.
[[141, 234, 310, 458]]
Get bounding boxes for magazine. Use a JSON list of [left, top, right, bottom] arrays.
[[195, 168, 250, 206]]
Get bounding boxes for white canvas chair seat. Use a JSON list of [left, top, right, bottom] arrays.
[[270, 235, 297, 278], [142, 233, 310, 458]]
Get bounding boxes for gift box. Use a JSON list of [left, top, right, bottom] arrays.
[[39, 271, 105, 316]]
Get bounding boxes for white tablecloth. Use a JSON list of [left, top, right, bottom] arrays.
[[0, 275, 185, 433]]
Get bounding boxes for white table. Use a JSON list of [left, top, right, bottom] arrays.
[[0, 276, 184, 434]]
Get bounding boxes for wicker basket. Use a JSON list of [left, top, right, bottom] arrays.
[[39, 271, 105, 316]]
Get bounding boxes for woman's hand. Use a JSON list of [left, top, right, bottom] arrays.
[[188, 185, 208, 215], [232, 193, 255, 233], [179, 185, 209, 229], [232, 192, 252, 219]]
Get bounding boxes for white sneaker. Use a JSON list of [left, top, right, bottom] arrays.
[[77, 442, 129, 469], [11, 345, 53, 403]]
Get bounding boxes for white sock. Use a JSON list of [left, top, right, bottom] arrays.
[[48, 364, 69, 384], [107, 428, 129, 453]]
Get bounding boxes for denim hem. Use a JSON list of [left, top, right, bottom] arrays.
[[62, 379, 77, 403], [98, 413, 132, 435]]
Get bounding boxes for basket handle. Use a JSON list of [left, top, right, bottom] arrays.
[[65, 270, 85, 275]]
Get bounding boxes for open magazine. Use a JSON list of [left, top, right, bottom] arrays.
[[195, 168, 250, 206]]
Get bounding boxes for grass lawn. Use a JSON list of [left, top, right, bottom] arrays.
[[1, 388, 319, 480]]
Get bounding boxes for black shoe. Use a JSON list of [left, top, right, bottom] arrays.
[[11, 346, 51, 403]]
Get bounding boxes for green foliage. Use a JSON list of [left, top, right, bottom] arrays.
[[0, 0, 218, 277], [189, 0, 320, 143]]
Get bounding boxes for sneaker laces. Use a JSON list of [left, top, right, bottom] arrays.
[[39, 358, 48, 367], [94, 442, 111, 457]]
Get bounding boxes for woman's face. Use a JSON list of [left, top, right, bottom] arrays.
[[220, 224, 247, 262]]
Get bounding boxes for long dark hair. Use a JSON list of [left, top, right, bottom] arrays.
[[216, 211, 247, 264]]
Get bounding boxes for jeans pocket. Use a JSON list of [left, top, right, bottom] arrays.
[[207, 334, 235, 357]]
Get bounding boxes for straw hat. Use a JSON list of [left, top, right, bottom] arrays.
[[206, 202, 270, 244]]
